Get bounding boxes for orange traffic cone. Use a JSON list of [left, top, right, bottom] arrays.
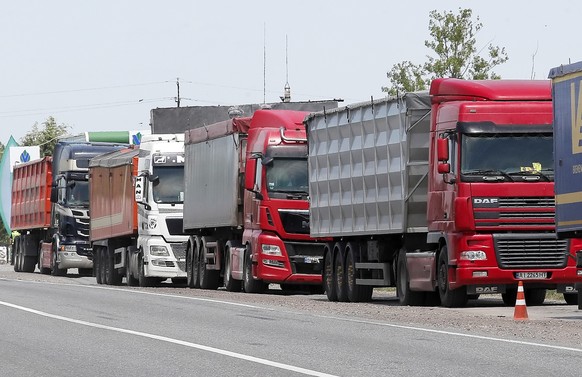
[[513, 281, 528, 320]]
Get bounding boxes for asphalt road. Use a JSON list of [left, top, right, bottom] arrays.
[[1, 271, 581, 377]]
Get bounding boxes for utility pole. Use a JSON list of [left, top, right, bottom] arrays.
[[175, 77, 181, 107]]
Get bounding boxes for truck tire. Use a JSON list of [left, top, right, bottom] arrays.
[[94, 246, 102, 284], [199, 238, 219, 290], [51, 246, 67, 276], [323, 246, 338, 301], [125, 255, 138, 286], [104, 245, 122, 286], [396, 249, 425, 306], [138, 253, 155, 287], [22, 256, 36, 273], [525, 288, 546, 306], [185, 243, 197, 288], [13, 238, 21, 272], [345, 242, 372, 302], [243, 247, 265, 294], [334, 243, 348, 302], [192, 240, 201, 288], [224, 246, 242, 292], [564, 293, 578, 305], [437, 247, 467, 308], [501, 288, 516, 306]]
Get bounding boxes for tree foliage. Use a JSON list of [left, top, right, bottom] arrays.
[[383, 8, 509, 96], [20, 116, 70, 156]]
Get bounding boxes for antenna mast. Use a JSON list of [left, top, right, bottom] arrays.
[[263, 23, 266, 104], [281, 35, 291, 102]]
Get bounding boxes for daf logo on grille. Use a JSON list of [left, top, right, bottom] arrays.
[[473, 198, 499, 208], [474, 198, 498, 204]]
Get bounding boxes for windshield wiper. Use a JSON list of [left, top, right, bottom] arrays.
[[463, 169, 514, 182]]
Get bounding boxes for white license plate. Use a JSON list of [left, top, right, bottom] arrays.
[[304, 257, 321, 264], [515, 272, 548, 279]]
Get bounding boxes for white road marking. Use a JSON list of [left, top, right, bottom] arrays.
[[0, 299, 338, 377]]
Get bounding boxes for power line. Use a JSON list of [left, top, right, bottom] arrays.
[[0, 81, 170, 98]]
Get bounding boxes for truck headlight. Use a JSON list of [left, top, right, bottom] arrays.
[[262, 244, 282, 256], [459, 250, 487, 261], [150, 245, 169, 256], [61, 245, 77, 252]]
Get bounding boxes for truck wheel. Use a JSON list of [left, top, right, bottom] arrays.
[[199, 239, 219, 290], [106, 245, 122, 286], [564, 293, 578, 305], [99, 247, 107, 284], [501, 288, 516, 306], [125, 256, 138, 286], [94, 247, 102, 284], [396, 249, 425, 306], [323, 246, 338, 301], [192, 242, 201, 288], [51, 246, 67, 276], [186, 243, 197, 288], [345, 242, 372, 302], [437, 247, 467, 308], [22, 256, 36, 273], [13, 238, 21, 272], [243, 248, 264, 294], [525, 288, 546, 306], [138, 253, 154, 287], [224, 246, 242, 292], [334, 243, 348, 302]]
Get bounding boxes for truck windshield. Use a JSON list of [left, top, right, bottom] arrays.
[[152, 166, 184, 204], [67, 180, 89, 206], [461, 133, 553, 181], [266, 158, 308, 194]]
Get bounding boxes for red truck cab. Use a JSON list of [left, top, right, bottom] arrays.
[[425, 78, 582, 306]]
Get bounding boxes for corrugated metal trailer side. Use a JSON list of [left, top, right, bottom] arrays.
[[11, 157, 52, 231], [307, 93, 431, 238], [183, 118, 250, 231]]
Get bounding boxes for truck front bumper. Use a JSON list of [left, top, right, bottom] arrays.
[[58, 252, 93, 270], [144, 259, 187, 279]]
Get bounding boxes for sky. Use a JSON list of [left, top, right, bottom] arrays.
[[0, 0, 580, 145]]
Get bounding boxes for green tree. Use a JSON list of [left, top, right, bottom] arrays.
[[20, 116, 70, 156], [0, 142, 12, 246], [383, 8, 509, 96]]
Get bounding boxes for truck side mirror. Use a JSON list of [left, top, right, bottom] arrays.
[[244, 157, 263, 200], [438, 162, 451, 174], [244, 159, 256, 191], [50, 185, 58, 203], [437, 138, 449, 161]]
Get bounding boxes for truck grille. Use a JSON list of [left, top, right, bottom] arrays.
[[494, 234, 569, 269], [284, 242, 325, 275], [166, 218, 185, 236], [279, 210, 310, 235], [474, 196, 555, 228], [170, 242, 187, 272]]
